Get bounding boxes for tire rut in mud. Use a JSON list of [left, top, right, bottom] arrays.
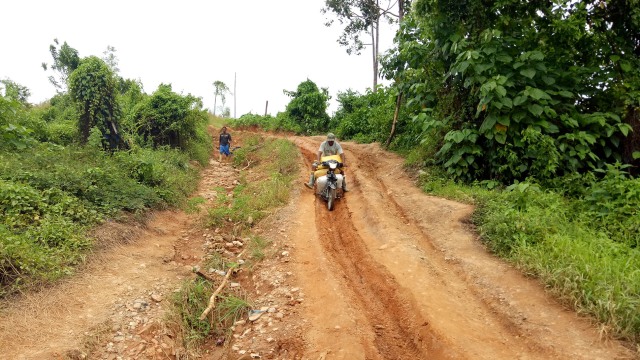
[[314, 203, 449, 359]]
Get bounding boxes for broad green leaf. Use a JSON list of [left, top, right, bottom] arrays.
[[633, 151, 640, 160], [495, 132, 507, 144], [457, 61, 470, 73], [513, 95, 527, 106], [496, 86, 507, 97], [496, 54, 513, 63], [497, 115, 510, 126], [558, 90, 573, 98], [618, 123, 631, 137], [453, 131, 465, 143], [501, 97, 513, 108], [528, 104, 544, 116], [479, 114, 497, 133], [528, 88, 551, 100], [620, 61, 632, 72], [543, 107, 557, 117], [520, 68, 536, 79], [542, 76, 555, 85], [529, 51, 544, 61], [474, 63, 493, 74], [465, 155, 475, 165], [482, 46, 497, 55]]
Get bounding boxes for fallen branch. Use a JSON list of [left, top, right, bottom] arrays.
[[241, 160, 254, 171], [196, 270, 216, 283], [199, 268, 234, 320]]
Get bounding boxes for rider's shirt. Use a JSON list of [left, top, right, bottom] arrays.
[[319, 141, 343, 156]]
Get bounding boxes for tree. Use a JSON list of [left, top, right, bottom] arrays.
[[380, 0, 639, 182], [322, 0, 412, 89], [41, 39, 80, 92], [212, 80, 230, 116], [283, 79, 331, 134], [68, 56, 122, 148], [133, 84, 208, 149], [102, 45, 120, 74], [0, 79, 31, 106]]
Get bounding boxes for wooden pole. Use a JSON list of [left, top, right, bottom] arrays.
[[234, 72, 237, 119], [264, 100, 269, 116]]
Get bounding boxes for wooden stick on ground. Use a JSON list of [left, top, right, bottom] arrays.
[[196, 270, 216, 283], [199, 268, 234, 320]]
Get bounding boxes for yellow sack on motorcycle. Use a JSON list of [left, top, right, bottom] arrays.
[[314, 155, 343, 178]]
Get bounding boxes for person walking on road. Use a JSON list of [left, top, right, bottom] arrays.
[[218, 126, 232, 163]]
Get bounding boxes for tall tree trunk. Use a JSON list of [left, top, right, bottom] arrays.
[[386, 93, 403, 147], [371, 23, 377, 89], [399, 0, 405, 20], [623, 106, 640, 176], [375, 5, 380, 88], [213, 95, 218, 116]]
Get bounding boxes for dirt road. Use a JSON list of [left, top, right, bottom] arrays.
[[283, 135, 635, 360], [0, 132, 635, 359]]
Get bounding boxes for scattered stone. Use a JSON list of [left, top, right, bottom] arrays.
[[281, 251, 290, 257], [248, 310, 265, 322], [230, 282, 241, 288], [151, 294, 163, 302]]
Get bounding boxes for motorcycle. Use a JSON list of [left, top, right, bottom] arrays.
[[314, 156, 345, 211]]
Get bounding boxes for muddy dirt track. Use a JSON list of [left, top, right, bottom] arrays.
[[288, 135, 635, 359], [0, 131, 636, 359]]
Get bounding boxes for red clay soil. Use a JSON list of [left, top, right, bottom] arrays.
[[0, 131, 636, 360]]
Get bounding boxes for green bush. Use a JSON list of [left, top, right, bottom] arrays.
[[283, 79, 330, 134]]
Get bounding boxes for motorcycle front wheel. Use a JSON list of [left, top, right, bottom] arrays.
[[327, 188, 336, 211]]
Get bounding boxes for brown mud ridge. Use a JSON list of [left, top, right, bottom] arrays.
[[0, 131, 636, 360]]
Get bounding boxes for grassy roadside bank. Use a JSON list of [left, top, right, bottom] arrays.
[[418, 169, 640, 345], [0, 142, 207, 298]]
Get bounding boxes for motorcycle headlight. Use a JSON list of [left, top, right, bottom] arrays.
[[329, 162, 337, 169]]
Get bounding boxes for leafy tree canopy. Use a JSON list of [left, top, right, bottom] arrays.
[[41, 39, 80, 92], [381, 0, 640, 182], [283, 79, 331, 134]]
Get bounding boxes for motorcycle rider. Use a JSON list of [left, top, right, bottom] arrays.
[[305, 133, 348, 192]]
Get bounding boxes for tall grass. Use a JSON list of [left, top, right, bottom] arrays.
[[420, 168, 640, 342]]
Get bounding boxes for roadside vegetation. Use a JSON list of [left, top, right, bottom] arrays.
[[167, 134, 297, 354], [0, 43, 212, 297]]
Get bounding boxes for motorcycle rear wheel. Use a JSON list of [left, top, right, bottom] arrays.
[[327, 188, 336, 211]]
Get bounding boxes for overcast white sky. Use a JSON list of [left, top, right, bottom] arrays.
[[1, 0, 397, 117]]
